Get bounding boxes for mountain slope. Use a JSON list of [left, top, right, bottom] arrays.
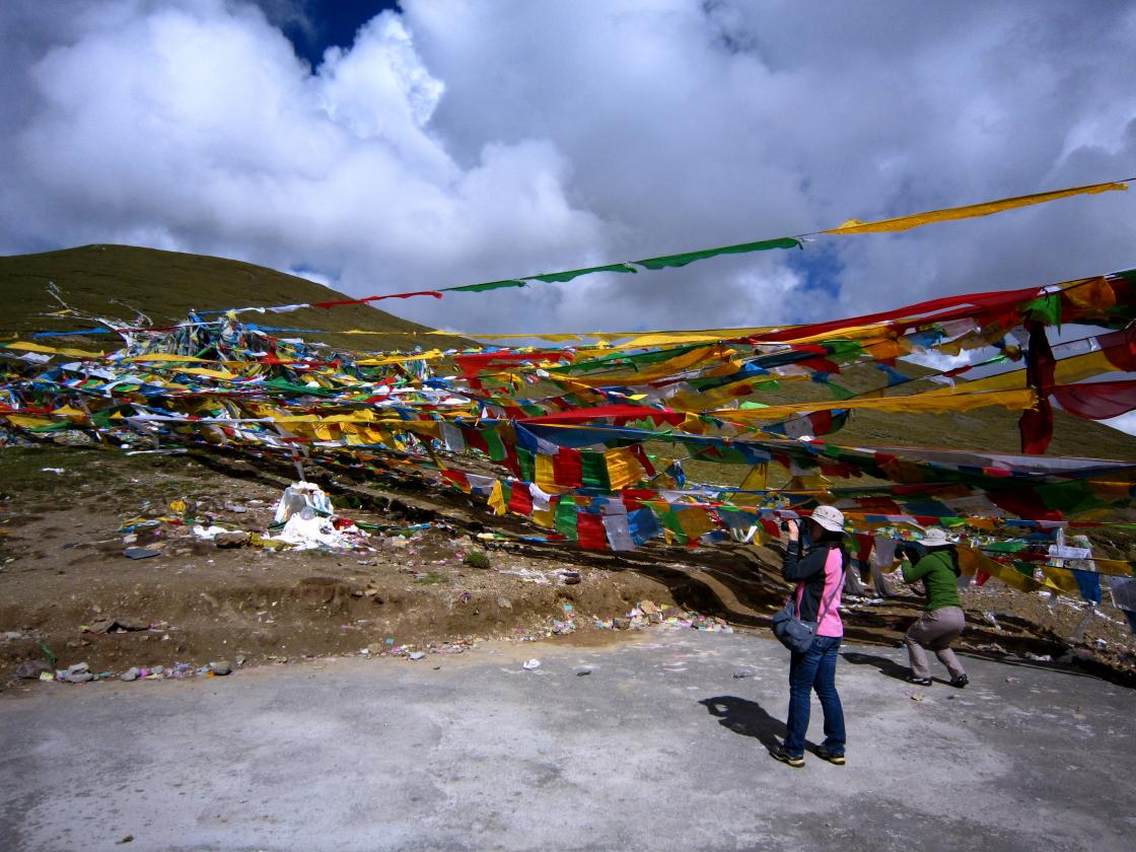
[[0, 244, 460, 351]]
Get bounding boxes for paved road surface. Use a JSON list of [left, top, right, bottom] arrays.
[[2, 630, 1133, 851]]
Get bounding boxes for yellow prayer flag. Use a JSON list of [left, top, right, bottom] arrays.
[[5, 341, 104, 358], [1041, 566, 1083, 595], [534, 453, 558, 492], [740, 463, 768, 491], [487, 480, 507, 516], [824, 180, 1126, 235], [714, 386, 1036, 424], [604, 447, 646, 490], [676, 508, 715, 539], [958, 546, 1040, 592]]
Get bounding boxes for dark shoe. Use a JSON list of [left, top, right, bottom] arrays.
[[771, 746, 805, 768], [906, 675, 932, 686], [814, 746, 846, 766], [950, 673, 969, 689]]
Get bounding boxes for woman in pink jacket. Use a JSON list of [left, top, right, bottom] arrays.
[[772, 505, 847, 768]]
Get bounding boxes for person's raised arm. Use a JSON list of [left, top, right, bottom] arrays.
[[781, 520, 826, 581]]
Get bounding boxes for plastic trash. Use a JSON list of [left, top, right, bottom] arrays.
[[522, 659, 541, 670], [123, 547, 160, 559]]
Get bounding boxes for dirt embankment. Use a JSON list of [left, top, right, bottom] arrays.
[[1, 445, 1134, 689]]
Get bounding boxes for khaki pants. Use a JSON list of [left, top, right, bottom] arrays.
[[905, 606, 966, 679]]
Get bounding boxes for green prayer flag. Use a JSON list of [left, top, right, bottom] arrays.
[[826, 340, 864, 360], [1023, 294, 1061, 326], [634, 237, 801, 270], [1011, 561, 1035, 578], [517, 447, 536, 483], [580, 452, 611, 490], [529, 264, 638, 283], [1035, 480, 1105, 515], [660, 509, 688, 544], [555, 497, 578, 541], [448, 279, 528, 293], [826, 382, 856, 400], [482, 427, 507, 461]]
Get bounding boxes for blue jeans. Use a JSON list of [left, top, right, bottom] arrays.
[[785, 635, 845, 757]]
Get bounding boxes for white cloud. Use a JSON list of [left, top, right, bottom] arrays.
[[1, 0, 1135, 337]]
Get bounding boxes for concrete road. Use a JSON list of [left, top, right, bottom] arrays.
[[2, 630, 1133, 852]]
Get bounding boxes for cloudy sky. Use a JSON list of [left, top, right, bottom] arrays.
[[2, 0, 1135, 338]]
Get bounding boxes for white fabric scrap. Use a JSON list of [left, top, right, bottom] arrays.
[[273, 512, 369, 551], [192, 524, 229, 540], [273, 482, 334, 524]]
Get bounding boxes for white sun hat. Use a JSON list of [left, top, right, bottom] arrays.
[[810, 505, 845, 533], [920, 527, 955, 547]]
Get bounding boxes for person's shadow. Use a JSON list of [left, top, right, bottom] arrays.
[[700, 695, 814, 755], [841, 651, 909, 681]]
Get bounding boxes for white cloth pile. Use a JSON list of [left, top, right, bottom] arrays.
[[269, 482, 369, 550]]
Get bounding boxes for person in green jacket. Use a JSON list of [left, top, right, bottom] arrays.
[[896, 528, 968, 688]]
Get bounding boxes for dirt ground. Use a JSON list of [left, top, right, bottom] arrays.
[[1, 444, 1134, 690]]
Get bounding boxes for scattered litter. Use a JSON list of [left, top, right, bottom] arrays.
[[14, 660, 52, 680], [498, 567, 552, 584], [575, 667, 592, 676], [594, 600, 733, 633], [972, 642, 1008, 656], [192, 524, 230, 540], [522, 659, 541, 670], [82, 617, 148, 635], [910, 693, 924, 702], [41, 467, 65, 474], [123, 547, 160, 560], [408, 651, 427, 661], [59, 662, 93, 683], [272, 511, 370, 551], [1025, 653, 1052, 663]]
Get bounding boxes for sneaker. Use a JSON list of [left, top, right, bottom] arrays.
[[771, 746, 805, 768], [905, 675, 932, 686], [950, 673, 969, 689], [814, 746, 846, 766]]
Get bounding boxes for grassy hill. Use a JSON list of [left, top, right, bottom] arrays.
[[0, 244, 462, 352], [2, 243, 1133, 460]]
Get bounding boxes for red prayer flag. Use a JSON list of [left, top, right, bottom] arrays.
[[576, 513, 608, 550]]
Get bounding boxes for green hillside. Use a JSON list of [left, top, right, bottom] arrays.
[[0, 244, 462, 352]]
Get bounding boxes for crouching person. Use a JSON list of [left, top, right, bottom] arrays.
[[897, 528, 968, 688]]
